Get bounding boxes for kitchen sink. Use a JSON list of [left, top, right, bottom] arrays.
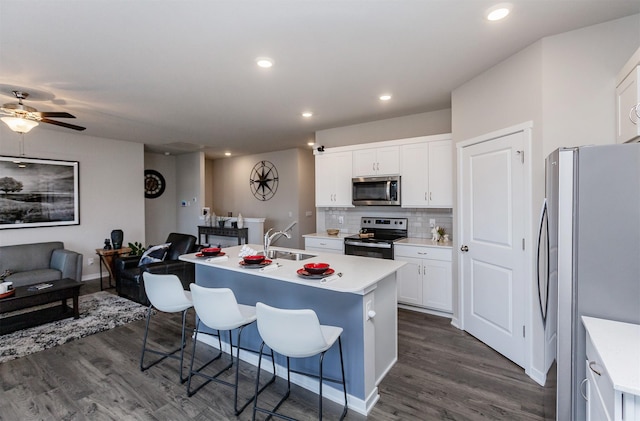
[[263, 250, 316, 261]]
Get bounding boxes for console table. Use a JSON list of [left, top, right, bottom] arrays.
[[96, 247, 132, 290], [198, 226, 248, 246]]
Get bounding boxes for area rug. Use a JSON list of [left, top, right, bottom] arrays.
[[0, 291, 149, 364]]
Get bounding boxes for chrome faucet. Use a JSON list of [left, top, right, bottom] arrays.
[[264, 228, 291, 257]]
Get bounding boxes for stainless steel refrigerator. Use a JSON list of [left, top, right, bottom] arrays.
[[541, 144, 640, 420]]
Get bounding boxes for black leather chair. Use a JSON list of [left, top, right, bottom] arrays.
[[115, 233, 199, 305]]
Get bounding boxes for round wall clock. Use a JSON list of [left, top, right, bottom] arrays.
[[250, 160, 279, 201], [144, 169, 166, 199]]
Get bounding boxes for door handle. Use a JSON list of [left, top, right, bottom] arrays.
[[460, 245, 469, 252]]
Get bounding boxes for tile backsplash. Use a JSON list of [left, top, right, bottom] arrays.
[[321, 207, 453, 240]]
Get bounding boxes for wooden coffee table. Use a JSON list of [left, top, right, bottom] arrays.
[[0, 278, 83, 335]]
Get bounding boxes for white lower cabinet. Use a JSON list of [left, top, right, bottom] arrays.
[[394, 244, 452, 313], [584, 317, 640, 421], [304, 236, 344, 255]]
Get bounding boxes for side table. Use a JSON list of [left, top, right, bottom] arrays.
[[95, 247, 132, 290], [198, 226, 249, 246]]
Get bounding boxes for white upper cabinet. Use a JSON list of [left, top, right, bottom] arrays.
[[401, 139, 452, 208], [315, 151, 353, 207], [353, 146, 400, 176], [616, 66, 640, 143]]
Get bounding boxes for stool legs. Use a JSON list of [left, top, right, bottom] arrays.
[[253, 339, 348, 421], [188, 324, 276, 416], [140, 305, 190, 383]]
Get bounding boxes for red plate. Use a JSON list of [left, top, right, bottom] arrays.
[[0, 289, 15, 299], [297, 268, 335, 279], [196, 252, 226, 258], [239, 259, 273, 268]]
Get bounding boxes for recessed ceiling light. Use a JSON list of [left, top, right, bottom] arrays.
[[379, 94, 392, 101], [256, 57, 274, 68], [302, 112, 313, 118], [486, 3, 511, 21], [225, 152, 231, 156]]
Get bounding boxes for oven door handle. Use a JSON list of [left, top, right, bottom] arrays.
[[344, 240, 392, 249]]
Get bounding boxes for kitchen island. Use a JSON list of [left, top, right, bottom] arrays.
[[180, 244, 405, 415]]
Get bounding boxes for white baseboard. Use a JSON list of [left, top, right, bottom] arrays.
[[398, 303, 452, 319]]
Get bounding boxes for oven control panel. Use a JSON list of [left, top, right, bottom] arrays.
[[361, 217, 407, 229]]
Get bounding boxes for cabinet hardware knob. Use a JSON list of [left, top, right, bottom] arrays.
[[460, 245, 469, 252]]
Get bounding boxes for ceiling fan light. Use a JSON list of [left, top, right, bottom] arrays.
[[1, 116, 39, 133]]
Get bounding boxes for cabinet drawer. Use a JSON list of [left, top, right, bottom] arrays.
[[394, 245, 451, 261], [305, 237, 343, 252], [586, 333, 615, 419]]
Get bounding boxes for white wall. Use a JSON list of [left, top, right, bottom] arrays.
[[209, 148, 315, 249], [176, 152, 205, 239], [144, 152, 177, 246], [541, 14, 640, 156], [0, 125, 145, 280], [451, 14, 640, 384], [315, 109, 452, 148]]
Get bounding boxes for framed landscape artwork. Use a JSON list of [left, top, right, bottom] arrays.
[[0, 156, 80, 229]]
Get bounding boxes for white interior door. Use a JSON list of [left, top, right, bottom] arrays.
[[460, 131, 527, 368]]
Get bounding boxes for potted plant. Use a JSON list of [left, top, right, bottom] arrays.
[[217, 216, 230, 228], [128, 241, 147, 256]]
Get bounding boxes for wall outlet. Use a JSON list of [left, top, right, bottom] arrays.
[[429, 218, 436, 228], [338, 216, 344, 224], [88, 257, 95, 266]]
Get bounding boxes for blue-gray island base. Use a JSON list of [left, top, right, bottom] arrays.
[[180, 245, 405, 415]]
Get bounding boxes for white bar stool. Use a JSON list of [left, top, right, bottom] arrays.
[[187, 284, 276, 416], [253, 302, 348, 421], [140, 272, 193, 383]]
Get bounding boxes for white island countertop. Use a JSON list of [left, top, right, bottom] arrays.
[[180, 244, 405, 295], [582, 316, 640, 396]]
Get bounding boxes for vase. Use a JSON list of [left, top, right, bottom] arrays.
[[218, 220, 226, 228], [237, 213, 244, 229], [111, 229, 123, 250]]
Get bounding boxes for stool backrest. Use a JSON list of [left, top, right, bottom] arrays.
[[143, 272, 191, 312], [256, 302, 328, 358], [190, 284, 245, 330]]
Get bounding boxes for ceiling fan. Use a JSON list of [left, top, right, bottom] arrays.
[[1, 90, 86, 133]]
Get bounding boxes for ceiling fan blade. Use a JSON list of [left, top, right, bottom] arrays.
[[38, 111, 76, 118], [40, 118, 86, 131]]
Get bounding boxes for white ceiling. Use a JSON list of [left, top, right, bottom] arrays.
[[1, 1, 639, 158]]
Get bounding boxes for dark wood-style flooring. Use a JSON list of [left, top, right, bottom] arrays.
[[0, 279, 555, 420]]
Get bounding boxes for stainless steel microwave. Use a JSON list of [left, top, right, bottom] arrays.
[[352, 176, 401, 206]]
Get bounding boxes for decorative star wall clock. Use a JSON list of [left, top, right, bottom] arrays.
[[144, 169, 166, 199], [250, 160, 279, 201]]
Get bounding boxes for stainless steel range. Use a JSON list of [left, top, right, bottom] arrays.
[[344, 217, 407, 259]]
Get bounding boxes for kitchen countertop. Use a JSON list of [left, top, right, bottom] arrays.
[[395, 237, 453, 248], [180, 244, 405, 295], [303, 232, 351, 239], [304, 233, 454, 249], [582, 316, 640, 396]]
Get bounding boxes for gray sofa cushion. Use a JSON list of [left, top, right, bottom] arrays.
[[5, 269, 62, 287]]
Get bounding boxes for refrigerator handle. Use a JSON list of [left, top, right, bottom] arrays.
[[536, 198, 550, 326]]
